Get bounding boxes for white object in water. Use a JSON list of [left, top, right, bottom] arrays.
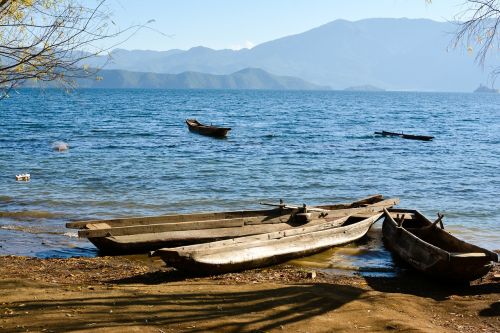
[[52, 141, 69, 152], [15, 173, 30, 181]]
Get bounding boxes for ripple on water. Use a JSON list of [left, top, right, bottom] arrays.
[[0, 89, 499, 266]]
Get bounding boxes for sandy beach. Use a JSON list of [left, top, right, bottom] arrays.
[[0, 254, 498, 333]]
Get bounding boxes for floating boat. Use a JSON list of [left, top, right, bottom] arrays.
[[152, 211, 384, 275], [66, 195, 398, 254], [382, 208, 498, 281], [15, 173, 30, 181], [186, 119, 231, 138], [374, 131, 434, 141]]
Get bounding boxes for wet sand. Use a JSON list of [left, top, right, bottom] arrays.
[[0, 255, 498, 333]]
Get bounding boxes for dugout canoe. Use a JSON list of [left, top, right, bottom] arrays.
[[66, 195, 398, 254], [382, 208, 498, 281], [186, 119, 231, 138], [374, 131, 434, 141], [152, 212, 384, 275]]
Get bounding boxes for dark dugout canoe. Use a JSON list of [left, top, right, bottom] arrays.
[[374, 131, 434, 141], [186, 119, 231, 138], [382, 208, 498, 281]]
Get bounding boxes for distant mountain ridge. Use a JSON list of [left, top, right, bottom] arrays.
[[344, 85, 385, 92], [86, 18, 493, 92], [64, 68, 329, 90]]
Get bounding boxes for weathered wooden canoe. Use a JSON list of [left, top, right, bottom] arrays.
[[66, 195, 398, 254], [186, 119, 231, 138], [382, 208, 498, 281], [374, 131, 434, 141], [152, 212, 384, 274]]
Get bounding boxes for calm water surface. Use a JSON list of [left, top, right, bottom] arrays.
[[0, 89, 499, 275]]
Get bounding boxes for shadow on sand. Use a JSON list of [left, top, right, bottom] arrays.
[[364, 269, 500, 302], [2, 280, 365, 332]]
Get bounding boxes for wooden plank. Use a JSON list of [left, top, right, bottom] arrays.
[[366, 198, 399, 207], [77, 197, 399, 238], [157, 212, 383, 256], [153, 213, 383, 274], [66, 208, 286, 229], [348, 194, 383, 206], [111, 222, 312, 244], [259, 194, 384, 211], [66, 195, 388, 229], [79, 218, 248, 238], [78, 200, 399, 239], [450, 252, 488, 258], [259, 202, 329, 212]]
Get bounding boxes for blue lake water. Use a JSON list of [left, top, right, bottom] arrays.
[[0, 89, 498, 275]]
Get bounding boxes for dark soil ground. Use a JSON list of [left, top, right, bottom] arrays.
[[0, 254, 498, 332]]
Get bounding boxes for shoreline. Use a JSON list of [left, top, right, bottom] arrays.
[[0, 255, 498, 332]]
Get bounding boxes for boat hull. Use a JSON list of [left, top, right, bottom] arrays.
[[186, 119, 231, 138], [382, 209, 498, 281], [375, 131, 434, 141], [66, 195, 397, 255], [153, 213, 383, 275]]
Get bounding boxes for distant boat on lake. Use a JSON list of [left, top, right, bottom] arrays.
[[375, 131, 434, 141], [186, 119, 231, 138]]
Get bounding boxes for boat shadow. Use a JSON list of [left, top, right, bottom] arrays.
[[110, 268, 192, 284], [8, 281, 366, 332], [364, 269, 500, 301], [478, 301, 500, 317]]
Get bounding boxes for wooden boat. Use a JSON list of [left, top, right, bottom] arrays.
[[152, 211, 384, 274], [186, 119, 231, 138], [66, 195, 398, 254], [382, 208, 498, 281], [374, 131, 434, 141]]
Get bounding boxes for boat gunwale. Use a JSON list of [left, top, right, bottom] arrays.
[[153, 213, 383, 270], [66, 194, 387, 230], [186, 119, 231, 131], [384, 208, 451, 260], [77, 201, 397, 239], [385, 208, 498, 261], [164, 213, 383, 259]]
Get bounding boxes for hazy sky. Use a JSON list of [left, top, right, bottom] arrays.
[[106, 0, 467, 51]]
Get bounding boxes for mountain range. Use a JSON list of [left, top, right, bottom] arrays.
[[74, 68, 328, 90], [85, 18, 494, 92]]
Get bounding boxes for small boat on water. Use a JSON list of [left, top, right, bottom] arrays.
[[152, 211, 384, 274], [186, 119, 231, 138], [374, 131, 434, 141], [66, 195, 398, 254], [382, 208, 498, 281]]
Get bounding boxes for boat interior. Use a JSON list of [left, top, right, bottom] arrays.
[[390, 211, 491, 256]]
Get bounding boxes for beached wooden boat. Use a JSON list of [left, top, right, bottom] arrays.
[[152, 211, 384, 274], [66, 195, 398, 254], [374, 131, 434, 141], [186, 119, 231, 138], [382, 208, 498, 281]]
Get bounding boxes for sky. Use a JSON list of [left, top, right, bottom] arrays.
[[104, 0, 468, 51]]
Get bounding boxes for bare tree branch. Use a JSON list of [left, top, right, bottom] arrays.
[[0, 0, 146, 99], [453, 0, 500, 77]]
